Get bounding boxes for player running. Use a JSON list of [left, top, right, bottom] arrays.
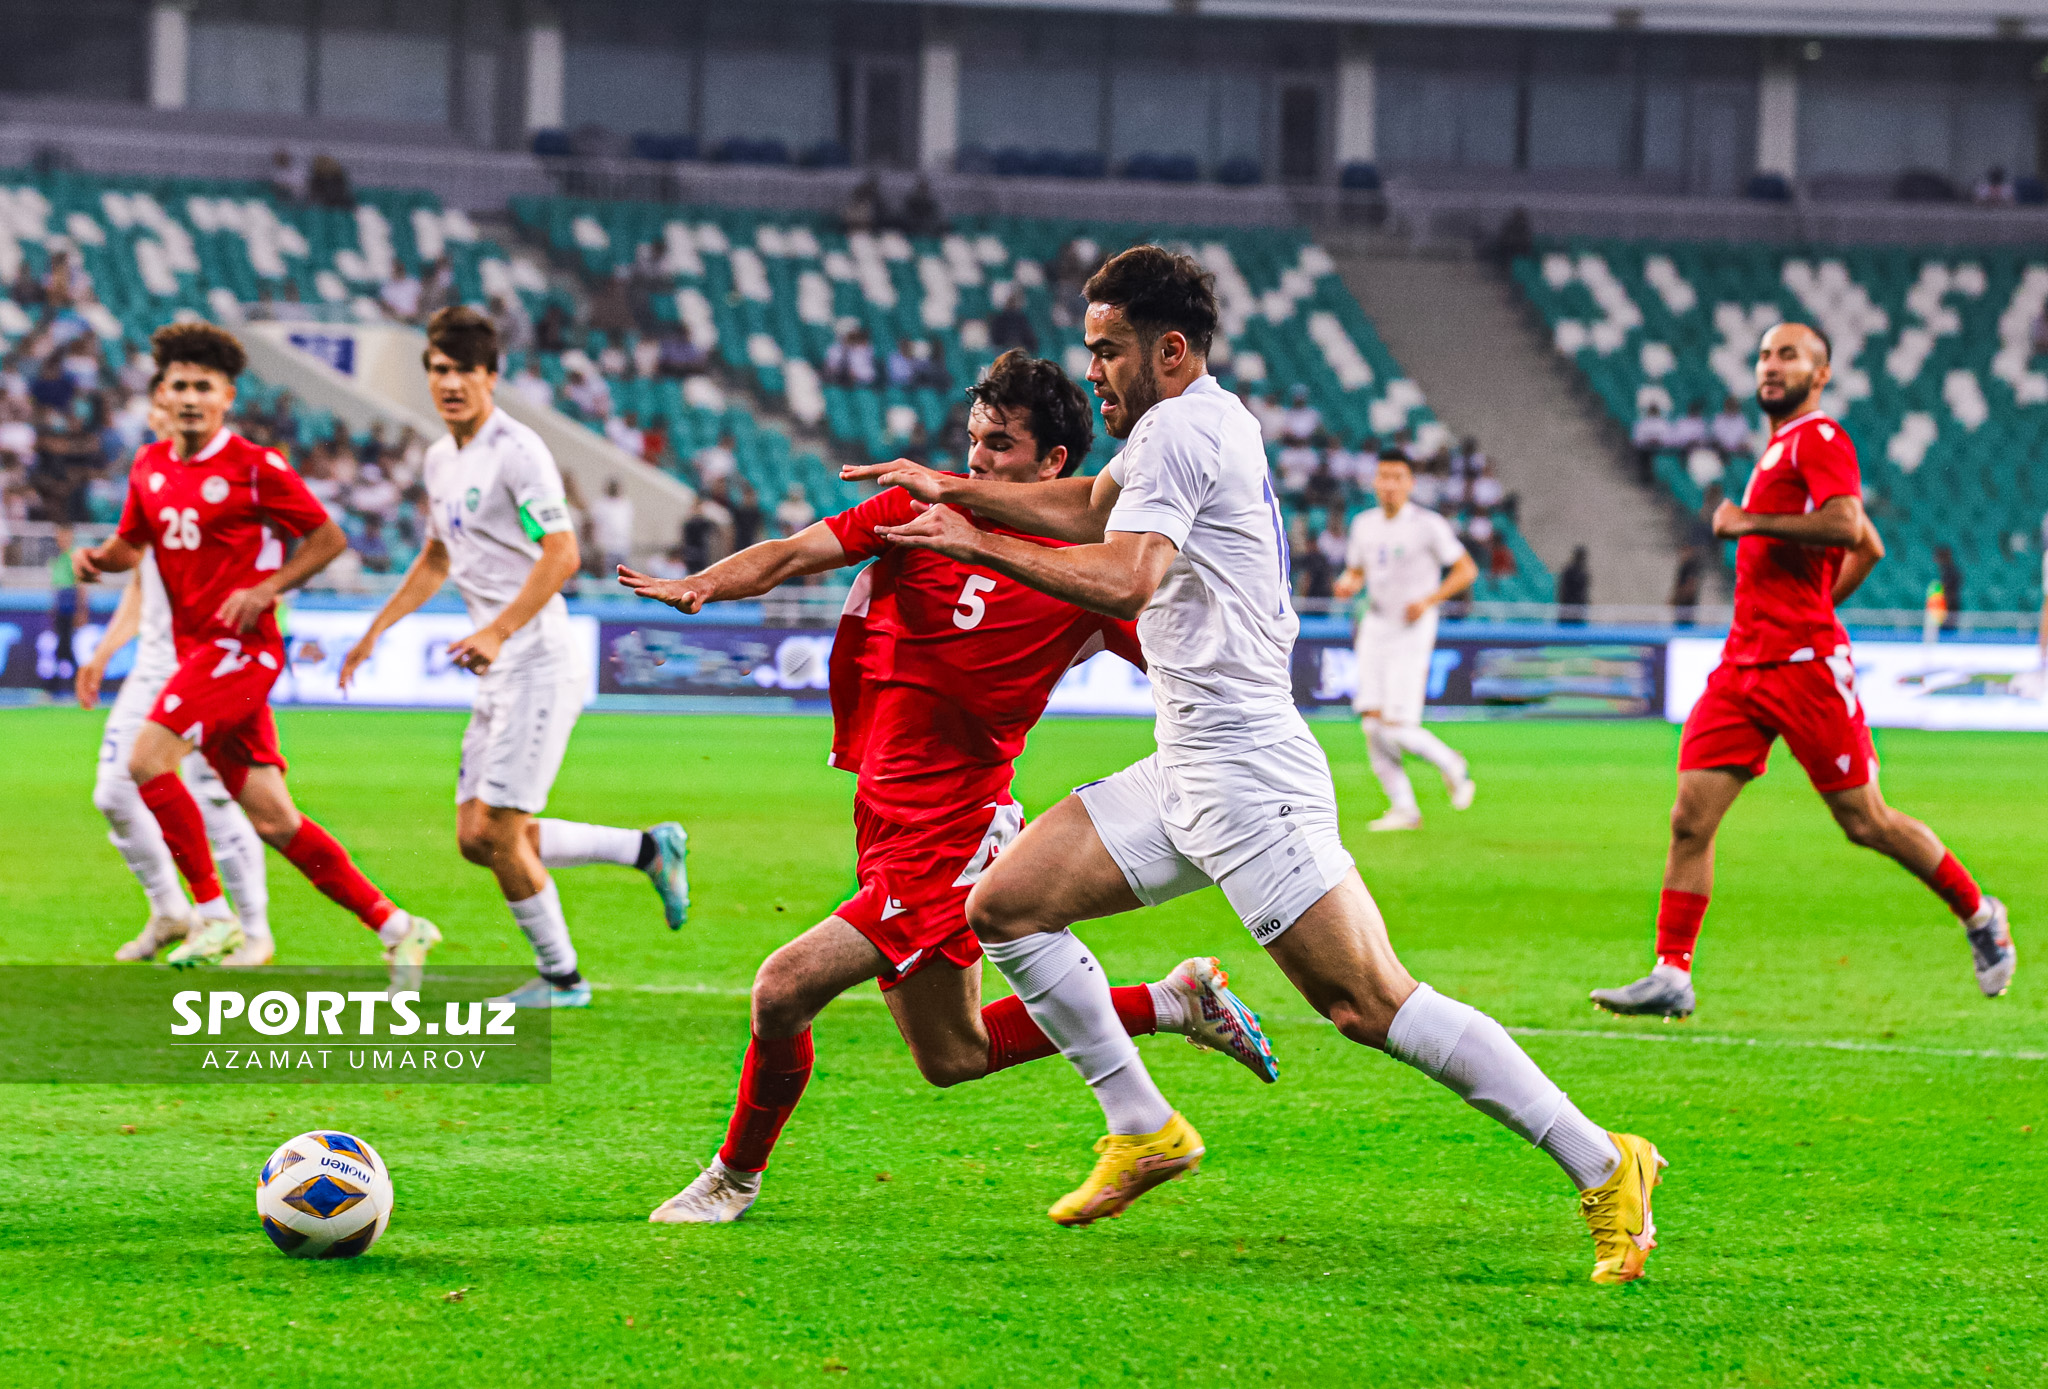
[[1334, 449, 1478, 831], [340, 308, 689, 1008], [1592, 322, 2014, 1019], [620, 350, 1278, 1224], [71, 322, 440, 982], [850, 248, 1664, 1284]]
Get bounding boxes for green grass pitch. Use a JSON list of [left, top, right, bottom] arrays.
[[1, 708, 2043, 1386]]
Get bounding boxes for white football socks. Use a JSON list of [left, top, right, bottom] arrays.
[[508, 878, 579, 981], [1146, 978, 1190, 1034], [1650, 961, 1691, 981], [202, 795, 270, 942], [982, 931, 1174, 1135], [1365, 722, 1420, 813], [95, 768, 189, 918], [536, 819, 644, 868], [1385, 983, 1621, 1191], [1386, 722, 1468, 787]]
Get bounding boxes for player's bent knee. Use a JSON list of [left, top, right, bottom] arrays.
[[910, 1048, 984, 1089], [1322, 996, 1393, 1051]]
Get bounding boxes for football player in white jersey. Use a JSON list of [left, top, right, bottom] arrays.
[[1335, 450, 1478, 831], [849, 246, 1667, 1285], [77, 399, 271, 965], [341, 308, 690, 1008]]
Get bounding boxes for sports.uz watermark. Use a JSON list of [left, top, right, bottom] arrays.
[[0, 968, 550, 1083]]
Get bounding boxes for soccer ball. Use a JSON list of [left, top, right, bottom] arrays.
[[255, 1131, 394, 1259]]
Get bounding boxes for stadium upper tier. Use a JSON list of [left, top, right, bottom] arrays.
[[510, 195, 1553, 602], [1515, 240, 2048, 613]]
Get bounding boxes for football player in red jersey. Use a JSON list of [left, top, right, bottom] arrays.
[[1593, 322, 2014, 1018], [620, 352, 1279, 1223], [71, 323, 441, 980]]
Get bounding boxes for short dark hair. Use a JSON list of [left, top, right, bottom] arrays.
[[152, 322, 246, 380], [1765, 321, 1832, 365], [1376, 448, 1412, 468], [964, 349, 1094, 477], [425, 305, 500, 373], [1082, 245, 1218, 356]]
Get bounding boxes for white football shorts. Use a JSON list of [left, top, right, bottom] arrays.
[[1352, 611, 1438, 724], [98, 663, 232, 805], [1077, 732, 1355, 946], [456, 673, 584, 814]]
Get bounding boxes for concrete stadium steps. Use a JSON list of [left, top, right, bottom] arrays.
[[1328, 244, 1704, 606]]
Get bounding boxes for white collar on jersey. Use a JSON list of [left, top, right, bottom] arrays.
[[1768, 409, 1829, 440], [178, 426, 232, 463]]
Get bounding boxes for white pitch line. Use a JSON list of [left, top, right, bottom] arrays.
[[1506, 1025, 2048, 1063], [598, 984, 2042, 1062]]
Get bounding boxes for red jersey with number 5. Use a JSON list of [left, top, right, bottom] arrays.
[[1724, 410, 1861, 666], [116, 428, 330, 656], [824, 485, 1143, 826]]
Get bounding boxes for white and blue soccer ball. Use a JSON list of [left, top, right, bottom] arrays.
[[256, 1130, 394, 1259]]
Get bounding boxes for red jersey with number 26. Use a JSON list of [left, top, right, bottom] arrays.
[[825, 485, 1143, 827], [116, 428, 331, 656], [1724, 410, 1861, 666]]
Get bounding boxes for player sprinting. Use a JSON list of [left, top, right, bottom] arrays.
[[340, 308, 689, 1009], [850, 248, 1664, 1284], [620, 350, 1278, 1224], [1592, 322, 2014, 1019], [71, 322, 440, 981], [1333, 449, 1478, 831]]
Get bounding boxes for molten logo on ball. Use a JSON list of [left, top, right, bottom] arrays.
[[256, 1130, 393, 1258]]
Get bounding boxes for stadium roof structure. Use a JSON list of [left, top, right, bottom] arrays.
[[918, 0, 2048, 40]]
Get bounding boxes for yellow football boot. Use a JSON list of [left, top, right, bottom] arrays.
[[1579, 1131, 1667, 1284], [1047, 1112, 1204, 1227]]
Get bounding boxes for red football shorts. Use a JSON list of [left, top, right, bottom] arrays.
[[834, 796, 1024, 989], [1679, 651, 1875, 794], [147, 636, 289, 797]]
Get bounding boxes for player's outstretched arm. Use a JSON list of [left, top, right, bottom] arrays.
[[1832, 514, 1885, 605], [76, 571, 145, 710], [340, 540, 451, 690], [617, 521, 850, 614], [216, 519, 349, 633], [1713, 493, 1864, 549], [841, 458, 1114, 543], [876, 503, 1176, 620], [73, 535, 143, 583]]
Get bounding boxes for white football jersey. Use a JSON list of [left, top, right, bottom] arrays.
[[1105, 374, 1305, 764], [423, 407, 577, 681], [1344, 502, 1467, 621], [131, 549, 180, 682]]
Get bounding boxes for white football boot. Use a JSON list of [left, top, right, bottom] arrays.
[[650, 1158, 761, 1224], [1448, 774, 1478, 811], [380, 913, 442, 991], [1155, 956, 1279, 1083], [223, 933, 276, 967], [1367, 808, 1422, 832], [115, 911, 193, 962], [165, 915, 245, 968], [1966, 897, 2016, 998]]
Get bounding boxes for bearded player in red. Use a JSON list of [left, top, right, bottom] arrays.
[[1593, 322, 2015, 1018], [72, 323, 441, 980], [619, 352, 1277, 1223]]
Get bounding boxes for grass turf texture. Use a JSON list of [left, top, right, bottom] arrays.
[[2, 708, 2043, 1387]]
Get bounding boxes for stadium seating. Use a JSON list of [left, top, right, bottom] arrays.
[[508, 195, 1556, 603], [1514, 239, 2048, 612]]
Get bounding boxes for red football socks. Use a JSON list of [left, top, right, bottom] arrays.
[[136, 772, 222, 904], [281, 818, 396, 929], [1924, 851, 1984, 921], [719, 1030, 816, 1173], [982, 984, 1157, 1075], [1655, 889, 1710, 970]]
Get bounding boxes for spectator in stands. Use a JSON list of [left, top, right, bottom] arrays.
[[308, 154, 352, 209], [1686, 438, 1725, 491], [590, 267, 635, 339], [490, 293, 533, 356], [1469, 456, 1507, 513], [886, 338, 924, 390], [1557, 545, 1591, 624], [1410, 452, 1445, 511], [900, 178, 945, 238], [379, 267, 422, 323], [355, 515, 393, 574], [606, 410, 645, 458], [681, 491, 733, 573], [45, 250, 91, 309], [591, 478, 634, 576], [824, 326, 877, 387], [694, 432, 737, 490], [1314, 507, 1349, 577], [595, 334, 629, 379], [1243, 386, 1282, 442], [0, 403, 34, 471], [657, 324, 709, 378], [1328, 437, 1373, 494], [1487, 531, 1517, 582], [419, 257, 456, 318], [536, 302, 571, 354], [11, 262, 44, 314], [1274, 440, 1321, 503], [841, 177, 882, 235], [719, 478, 764, 551], [566, 364, 612, 420], [1710, 395, 1751, 462], [774, 482, 816, 538], [988, 290, 1037, 355], [1668, 545, 1705, 628], [46, 523, 77, 694], [509, 361, 553, 410], [1975, 166, 2016, 205], [348, 463, 401, 527], [640, 414, 670, 466], [29, 358, 75, 416], [1628, 398, 1665, 484], [1666, 399, 1708, 453], [1302, 457, 1344, 513], [1049, 237, 1099, 328], [1280, 384, 1321, 444], [1935, 545, 1964, 632], [268, 147, 307, 203]]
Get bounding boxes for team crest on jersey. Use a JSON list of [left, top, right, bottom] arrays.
[[465, 487, 481, 512], [1818, 423, 1835, 441], [148, 472, 164, 492], [1757, 441, 1785, 470], [201, 475, 229, 504]]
